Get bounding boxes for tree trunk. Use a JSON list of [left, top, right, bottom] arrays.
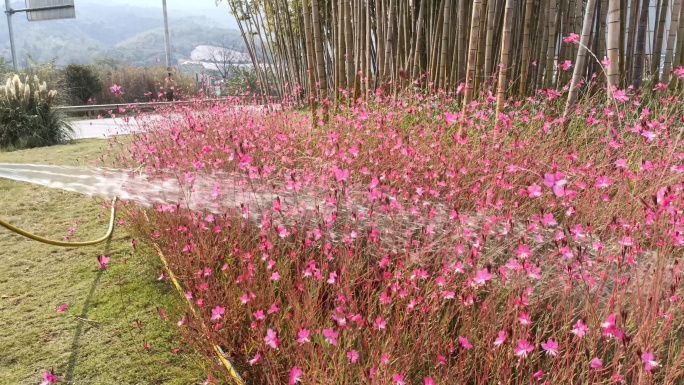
[[344, 0, 355, 93], [651, 0, 668, 83], [301, 0, 317, 107], [564, 0, 598, 120], [544, 0, 558, 88], [663, 0, 682, 83], [496, 0, 516, 121], [464, 0, 484, 106], [485, 0, 499, 79], [519, 0, 534, 96], [606, 0, 621, 97], [311, 0, 328, 102], [632, 0, 650, 88], [440, 0, 453, 89]]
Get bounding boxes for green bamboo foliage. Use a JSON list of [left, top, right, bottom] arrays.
[[223, 0, 684, 112]]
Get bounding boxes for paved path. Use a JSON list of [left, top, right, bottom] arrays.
[[68, 117, 144, 139]]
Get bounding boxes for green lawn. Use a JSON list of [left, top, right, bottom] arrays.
[[0, 140, 203, 384]]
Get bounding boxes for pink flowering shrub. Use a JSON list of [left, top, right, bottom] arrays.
[[112, 85, 684, 383]]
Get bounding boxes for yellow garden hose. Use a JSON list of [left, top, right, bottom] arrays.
[[0, 198, 243, 383], [0, 197, 118, 247], [145, 214, 244, 385]]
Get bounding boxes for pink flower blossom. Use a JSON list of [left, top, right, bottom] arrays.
[[424, 377, 436, 385], [564, 33, 580, 44], [459, 336, 473, 349], [642, 351, 659, 371], [211, 306, 225, 321], [543, 172, 567, 197], [444, 112, 458, 125], [494, 330, 506, 346], [541, 338, 558, 356], [347, 349, 359, 363], [323, 328, 339, 345], [289, 366, 303, 384], [264, 328, 280, 349], [248, 352, 261, 366], [595, 176, 612, 188], [527, 184, 542, 198], [473, 268, 492, 285], [40, 370, 61, 385], [393, 373, 406, 385], [97, 255, 109, 269], [375, 316, 387, 330], [612, 89, 630, 102], [675, 66, 684, 79], [514, 339, 534, 358], [571, 319, 588, 338], [297, 328, 310, 344], [56, 304, 68, 313], [559, 60, 573, 71], [590, 357, 603, 370]]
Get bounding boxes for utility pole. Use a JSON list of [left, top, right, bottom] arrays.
[[4, 0, 75, 72], [4, 0, 18, 71], [162, 0, 173, 100]]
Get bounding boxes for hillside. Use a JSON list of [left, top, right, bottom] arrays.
[[0, 1, 245, 67]]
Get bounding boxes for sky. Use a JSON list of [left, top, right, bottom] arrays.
[[75, 0, 238, 28]]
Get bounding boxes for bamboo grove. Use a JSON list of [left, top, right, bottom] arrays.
[[222, 0, 684, 112]]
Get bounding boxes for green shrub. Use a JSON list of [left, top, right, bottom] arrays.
[[62, 64, 103, 105], [0, 75, 72, 149]]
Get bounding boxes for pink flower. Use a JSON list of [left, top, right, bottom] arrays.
[[559, 60, 573, 71], [514, 339, 534, 358], [393, 373, 406, 385], [601, 57, 611, 67], [334, 168, 350, 182], [381, 353, 390, 364], [494, 330, 506, 346], [323, 328, 339, 345], [297, 328, 310, 344], [424, 377, 436, 385], [97, 255, 109, 269], [675, 66, 684, 79], [564, 33, 580, 44], [109, 84, 122, 96], [571, 319, 588, 338], [642, 351, 659, 371], [264, 328, 280, 349], [543, 172, 567, 197], [248, 352, 261, 366], [270, 271, 281, 281], [253, 309, 265, 320], [527, 184, 542, 198], [541, 338, 558, 356], [210, 306, 225, 321], [40, 370, 61, 384], [618, 236, 632, 247], [514, 243, 532, 259], [375, 316, 387, 330], [56, 303, 68, 313], [347, 349, 359, 363], [444, 112, 458, 125], [473, 268, 492, 285], [518, 311, 532, 325], [612, 89, 630, 102], [289, 366, 302, 384], [595, 176, 612, 188], [459, 336, 473, 349], [237, 154, 252, 168], [591, 357, 603, 370]]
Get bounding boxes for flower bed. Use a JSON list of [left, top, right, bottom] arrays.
[[113, 88, 684, 383]]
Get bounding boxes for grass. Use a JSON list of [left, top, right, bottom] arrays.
[[0, 139, 203, 384]]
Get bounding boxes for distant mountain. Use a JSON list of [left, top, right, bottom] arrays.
[[0, 1, 246, 67]]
